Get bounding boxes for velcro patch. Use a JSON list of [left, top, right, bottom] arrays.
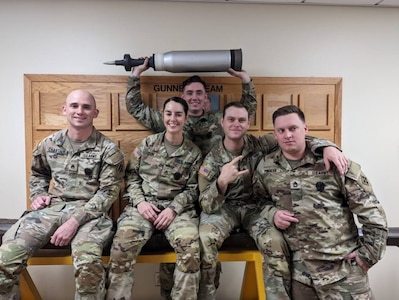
[[199, 165, 210, 178], [133, 147, 141, 159]]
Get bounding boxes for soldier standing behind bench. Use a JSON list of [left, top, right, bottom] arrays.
[[0, 90, 125, 300]]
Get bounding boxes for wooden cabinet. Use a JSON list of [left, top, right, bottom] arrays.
[[24, 74, 342, 219]]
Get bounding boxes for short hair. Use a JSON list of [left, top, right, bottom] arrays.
[[66, 89, 97, 108], [163, 96, 189, 115], [222, 101, 249, 118], [182, 75, 207, 91], [272, 105, 305, 124]]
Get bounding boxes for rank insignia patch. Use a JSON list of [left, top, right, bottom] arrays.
[[361, 175, 369, 186]]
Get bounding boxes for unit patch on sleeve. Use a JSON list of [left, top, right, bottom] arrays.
[[133, 147, 142, 159], [199, 165, 210, 178]]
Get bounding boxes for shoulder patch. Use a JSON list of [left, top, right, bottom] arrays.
[[133, 147, 142, 160], [104, 146, 125, 165], [345, 161, 361, 181], [199, 165, 211, 178]]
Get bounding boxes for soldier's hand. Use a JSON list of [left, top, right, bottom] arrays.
[[217, 155, 249, 194], [227, 68, 250, 84], [345, 251, 370, 272], [154, 208, 176, 230], [323, 146, 349, 175], [274, 210, 299, 230], [131, 57, 149, 78], [137, 201, 160, 223], [30, 195, 51, 210], [50, 217, 79, 247]]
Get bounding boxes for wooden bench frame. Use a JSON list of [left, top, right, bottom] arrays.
[[5, 222, 399, 300], [0, 217, 265, 300], [22, 250, 265, 300]]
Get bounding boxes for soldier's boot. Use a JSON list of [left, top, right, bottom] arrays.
[[171, 269, 200, 300], [0, 284, 20, 300], [198, 267, 217, 300]]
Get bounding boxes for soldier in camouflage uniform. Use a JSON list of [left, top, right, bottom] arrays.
[[253, 105, 388, 300], [106, 97, 202, 300], [0, 90, 125, 300]]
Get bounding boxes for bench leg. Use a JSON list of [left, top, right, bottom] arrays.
[[20, 268, 43, 300], [240, 253, 266, 300]]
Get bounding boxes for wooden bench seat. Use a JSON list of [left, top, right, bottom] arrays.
[[4, 217, 397, 300], [0, 218, 264, 300]]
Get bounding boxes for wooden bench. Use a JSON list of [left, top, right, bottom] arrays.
[[0, 219, 265, 300], [2, 220, 398, 300]]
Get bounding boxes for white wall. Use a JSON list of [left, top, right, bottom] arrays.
[[1, 1, 398, 299]]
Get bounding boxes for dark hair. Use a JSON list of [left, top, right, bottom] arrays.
[[163, 96, 189, 115], [182, 75, 207, 91], [272, 105, 305, 124], [222, 101, 249, 118]]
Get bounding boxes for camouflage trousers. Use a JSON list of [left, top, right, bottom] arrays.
[[291, 259, 374, 300], [0, 203, 113, 300], [159, 261, 221, 300], [106, 205, 200, 300], [198, 203, 291, 300]]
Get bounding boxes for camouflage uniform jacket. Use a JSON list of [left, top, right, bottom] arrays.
[[199, 134, 278, 214], [198, 135, 341, 214], [124, 132, 202, 215], [254, 148, 388, 286], [29, 127, 125, 225], [125, 76, 257, 156]]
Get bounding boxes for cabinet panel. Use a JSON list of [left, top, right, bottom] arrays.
[[262, 93, 295, 131], [114, 92, 152, 131], [299, 93, 333, 131]]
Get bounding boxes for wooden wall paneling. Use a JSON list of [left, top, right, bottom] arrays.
[[262, 92, 296, 132], [333, 78, 343, 145], [34, 91, 65, 130], [114, 91, 151, 131], [299, 93, 332, 130], [93, 92, 112, 131], [24, 74, 342, 220], [154, 92, 177, 110]]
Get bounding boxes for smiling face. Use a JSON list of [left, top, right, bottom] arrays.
[[162, 99, 188, 135], [221, 105, 250, 142], [181, 82, 207, 116], [62, 89, 98, 131]]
